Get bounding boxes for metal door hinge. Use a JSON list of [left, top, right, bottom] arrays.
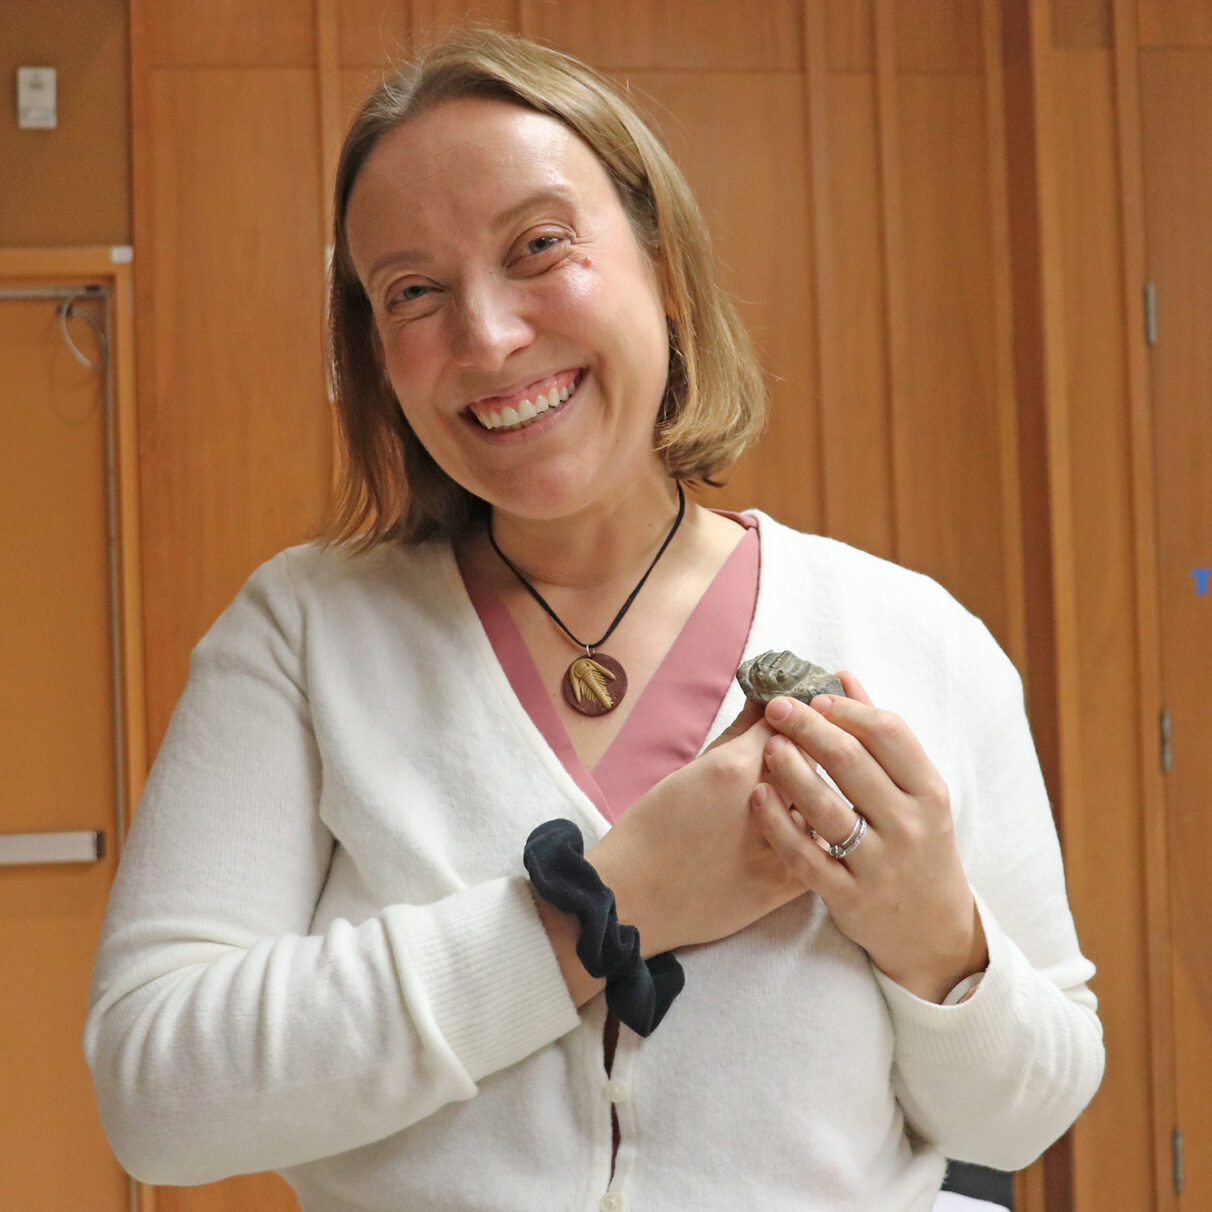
[[1145, 282, 1158, 345], [1160, 709, 1173, 773], [1173, 1127, 1184, 1193]]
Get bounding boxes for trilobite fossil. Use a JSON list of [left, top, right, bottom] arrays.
[[735, 650, 845, 705]]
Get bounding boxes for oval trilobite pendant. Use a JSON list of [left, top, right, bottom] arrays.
[[735, 650, 845, 705], [562, 653, 628, 716]]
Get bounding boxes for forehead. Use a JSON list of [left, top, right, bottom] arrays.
[[347, 98, 619, 255]]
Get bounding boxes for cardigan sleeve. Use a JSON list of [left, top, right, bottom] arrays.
[[83, 553, 580, 1185], [871, 606, 1104, 1170]]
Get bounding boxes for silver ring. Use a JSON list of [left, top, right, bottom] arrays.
[[828, 812, 868, 860]]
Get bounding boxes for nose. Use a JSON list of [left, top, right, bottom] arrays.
[[450, 279, 535, 371]]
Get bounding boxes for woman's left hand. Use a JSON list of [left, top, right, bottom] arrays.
[[751, 672, 988, 1003]]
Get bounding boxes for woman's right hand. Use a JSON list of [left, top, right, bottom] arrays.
[[584, 702, 809, 957]]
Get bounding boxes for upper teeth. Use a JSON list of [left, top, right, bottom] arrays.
[[477, 382, 574, 430]]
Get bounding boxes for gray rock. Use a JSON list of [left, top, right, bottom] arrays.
[[736, 650, 845, 705]]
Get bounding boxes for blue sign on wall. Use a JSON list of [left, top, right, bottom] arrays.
[[1192, 568, 1210, 596]]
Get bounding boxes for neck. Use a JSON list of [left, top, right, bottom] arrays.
[[488, 477, 685, 593]]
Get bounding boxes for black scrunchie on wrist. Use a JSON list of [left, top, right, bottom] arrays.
[[524, 819, 684, 1037]]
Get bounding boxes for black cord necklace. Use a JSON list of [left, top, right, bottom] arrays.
[[489, 483, 687, 716]]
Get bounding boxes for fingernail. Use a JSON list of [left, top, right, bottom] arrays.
[[766, 696, 793, 722], [751, 784, 768, 810], [812, 695, 834, 713], [765, 735, 788, 756]]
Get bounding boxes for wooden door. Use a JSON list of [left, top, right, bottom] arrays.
[[1139, 41, 1212, 1211], [0, 286, 129, 1209]]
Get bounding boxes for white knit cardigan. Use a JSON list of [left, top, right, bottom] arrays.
[[85, 513, 1104, 1211]]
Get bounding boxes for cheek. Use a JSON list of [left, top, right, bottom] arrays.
[[379, 326, 444, 412]]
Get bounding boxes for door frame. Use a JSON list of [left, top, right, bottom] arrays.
[[0, 244, 150, 1212]]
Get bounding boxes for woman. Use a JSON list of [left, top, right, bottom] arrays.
[[86, 29, 1103, 1211]]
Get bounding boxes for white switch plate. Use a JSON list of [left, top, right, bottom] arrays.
[[18, 66, 57, 129]]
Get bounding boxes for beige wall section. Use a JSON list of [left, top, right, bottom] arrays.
[[0, 0, 130, 246]]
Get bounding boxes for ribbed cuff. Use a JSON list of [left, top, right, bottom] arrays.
[[382, 877, 581, 1085], [871, 892, 1019, 1068]]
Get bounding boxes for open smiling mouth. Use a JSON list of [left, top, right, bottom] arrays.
[[467, 370, 584, 433]]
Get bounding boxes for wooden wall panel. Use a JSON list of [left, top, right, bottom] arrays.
[[1140, 45, 1212, 1210], [337, 0, 520, 63], [895, 0, 983, 71], [337, 0, 411, 66], [1138, 0, 1212, 47], [894, 72, 1009, 641], [825, 0, 874, 71], [1042, 44, 1155, 1212], [0, 0, 130, 247], [140, 68, 330, 750], [627, 70, 822, 533], [145, 0, 317, 67], [415, 0, 518, 36], [816, 68, 895, 558], [1000, 21, 1061, 794], [1050, 0, 1113, 49], [520, 0, 802, 70]]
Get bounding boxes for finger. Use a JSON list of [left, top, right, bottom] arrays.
[[751, 782, 848, 893], [762, 731, 875, 854], [765, 696, 897, 827], [836, 670, 873, 706], [706, 697, 765, 751], [811, 692, 945, 800]]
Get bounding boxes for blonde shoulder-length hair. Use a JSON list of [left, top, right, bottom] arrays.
[[324, 27, 768, 548]]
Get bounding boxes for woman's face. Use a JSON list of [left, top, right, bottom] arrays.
[[346, 97, 671, 524]]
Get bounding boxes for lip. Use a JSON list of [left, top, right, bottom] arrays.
[[461, 368, 586, 439]]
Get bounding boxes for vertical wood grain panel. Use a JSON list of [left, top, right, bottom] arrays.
[[814, 61, 896, 555], [998, 16, 1065, 1210], [627, 70, 821, 531], [1140, 43, 1212, 1212], [895, 0, 982, 71], [338, 0, 411, 65], [1111, 5, 1176, 1211], [874, 0, 907, 561], [1028, 4, 1084, 1203], [896, 71, 1009, 641], [147, 0, 317, 67], [825, 0, 874, 70], [1036, 0, 1155, 1198], [1051, 0, 1113, 48], [1053, 65, 1151, 1208], [981, 0, 1027, 672], [1138, 0, 1212, 47], [414, 0, 517, 38], [520, 0, 801, 69], [141, 68, 330, 754]]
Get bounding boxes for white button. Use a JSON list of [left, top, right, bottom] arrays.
[[599, 1194, 623, 1212], [603, 1079, 630, 1104]]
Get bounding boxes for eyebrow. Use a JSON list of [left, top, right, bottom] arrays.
[[364, 185, 578, 283]]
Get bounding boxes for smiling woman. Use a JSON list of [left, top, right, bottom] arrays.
[[326, 33, 767, 547], [85, 27, 1103, 1212], [343, 98, 672, 530]]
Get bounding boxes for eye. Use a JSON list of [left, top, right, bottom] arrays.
[[385, 278, 441, 315], [510, 228, 570, 270]]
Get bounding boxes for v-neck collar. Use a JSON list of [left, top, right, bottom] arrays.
[[455, 515, 760, 823]]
